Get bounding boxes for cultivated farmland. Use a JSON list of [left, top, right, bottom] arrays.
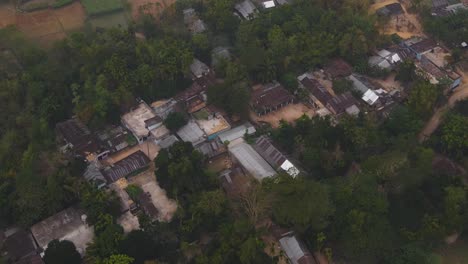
[[81, 0, 124, 16]]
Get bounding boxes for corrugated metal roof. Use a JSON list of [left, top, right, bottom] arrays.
[[229, 142, 276, 180], [279, 235, 316, 264], [176, 120, 205, 146], [102, 151, 150, 183], [218, 122, 256, 143]]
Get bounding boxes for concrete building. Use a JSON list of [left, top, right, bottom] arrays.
[[176, 120, 206, 146], [183, 8, 207, 34], [30, 207, 94, 255], [218, 122, 256, 144], [234, 0, 258, 20], [122, 102, 159, 144]]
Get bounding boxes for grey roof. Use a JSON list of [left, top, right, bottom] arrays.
[[211, 47, 231, 66], [158, 135, 179, 149], [235, 0, 258, 19], [83, 161, 106, 188], [190, 59, 210, 79], [30, 207, 93, 252], [432, 0, 448, 8], [276, 0, 291, 4], [3, 230, 37, 261], [218, 122, 256, 143], [196, 139, 226, 158], [102, 151, 150, 183], [348, 74, 373, 93], [229, 142, 276, 180], [254, 136, 287, 169], [279, 234, 316, 264], [176, 120, 206, 146]]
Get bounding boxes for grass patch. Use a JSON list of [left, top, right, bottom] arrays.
[[81, 0, 124, 16], [88, 11, 128, 29], [125, 184, 143, 201], [193, 109, 210, 120], [52, 0, 74, 8]]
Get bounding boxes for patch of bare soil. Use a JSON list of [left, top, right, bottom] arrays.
[[129, 0, 175, 20], [250, 103, 315, 128]]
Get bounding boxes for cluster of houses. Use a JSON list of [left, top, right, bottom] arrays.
[[369, 37, 462, 90], [431, 0, 468, 16], [2, 2, 466, 263]]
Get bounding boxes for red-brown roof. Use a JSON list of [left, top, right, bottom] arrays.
[[251, 83, 295, 112]]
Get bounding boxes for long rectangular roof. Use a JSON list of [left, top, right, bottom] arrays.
[[229, 142, 276, 180], [279, 235, 316, 264], [251, 82, 295, 112], [176, 120, 205, 146], [218, 122, 256, 143], [102, 151, 150, 183]]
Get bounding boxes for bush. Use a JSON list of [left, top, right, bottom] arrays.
[[81, 0, 124, 16], [125, 185, 143, 201], [164, 112, 188, 131], [52, 0, 74, 8]]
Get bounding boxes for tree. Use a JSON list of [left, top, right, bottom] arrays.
[[395, 60, 416, 83], [407, 81, 440, 118], [119, 230, 157, 264], [442, 186, 467, 234], [164, 112, 188, 131], [100, 255, 134, 264], [440, 114, 468, 158], [268, 175, 334, 232], [86, 223, 124, 260], [43, 240, 82, 264]]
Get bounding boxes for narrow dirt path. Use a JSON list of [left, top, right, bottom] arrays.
[[418, 80, 468, 142]]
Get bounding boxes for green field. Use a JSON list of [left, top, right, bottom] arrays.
[[81, 0, 123, 16], [88, 11, 128, 29]]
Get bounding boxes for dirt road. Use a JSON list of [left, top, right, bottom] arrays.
[[418, 79, 468, 142]]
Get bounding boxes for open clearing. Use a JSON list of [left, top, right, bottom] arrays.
[[250, 103, 315, 128], [0, 1, 86, 47], [129, 0, 176, 20], [370, 0, 425, 39]]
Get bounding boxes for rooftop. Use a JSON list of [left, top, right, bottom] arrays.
[[254, 136, 300, 177], [158, 135, 179, 149], [56, 118, 101, 157], [121, 102, 157, 139], [418, 55, 447, 80], [102, 151, 151, 183], [176, 120, 206, 146], [300, 76, 333, 105], [279, 233, 316, 264], [229, 142, 276, 180], [251, 82, 295, 112], [137, 192, 159, 219], [3, 229, 37, 261], [196, 139, 226, 158], [323, 58, 353, 78], [409, 38, 438, 54], [195, 112, 231, 137], [423, 46, 451, 68], [326, 92, 360, 115], [218, 122, 256, 144], [30, 207, 94, 254], [376, 3, 404, 16], [190, 59, 211, 79], [150, 125, 170, 140], [235, 0, 258, 19]]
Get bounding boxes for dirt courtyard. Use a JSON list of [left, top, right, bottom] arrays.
[[128, 167, 178, 222], [129, 0, 175, 20], [370, 0, 425, 39], [250, 103, 315, 128], [0, 2, 86, 47]]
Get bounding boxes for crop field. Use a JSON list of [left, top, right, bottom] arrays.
[[129, 0, 175, 20], [88, 11, 129, 29], [81, 0, 124, 16]]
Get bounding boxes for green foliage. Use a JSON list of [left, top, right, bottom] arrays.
[[87, 222, 124, 260], [79, 184, 121, 225], [332, 78, 353, 94], [125, 184, 143, 201], [44, 240, 82, 264], [395, 60, 417, 83], [81, 0, 124, 16], [440, 114, 468, 158], [99, 255, 134, 264], [407, 81, 441, 119], [267, 175, 334, 232], [423, 10, 468, 48], [52, 0, 74, 8], [164, 112, 188, 131], [207, 79, 250, 119], [118, 231, 157, 264]]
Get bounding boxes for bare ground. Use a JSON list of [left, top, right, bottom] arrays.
[[370, 0, 425, 38], [129, 0, 175, 20], [419, 71, 468, 142], [250, 103, 315, 128], [128, 165, 178, 222]]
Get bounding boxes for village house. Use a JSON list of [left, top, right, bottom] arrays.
[[254, 136, 300, 177], [323, 58, 353, 79], [298, 74, 332, 108], [136, 192, 159, 220], [273, 229, 317, 264], [101, 150, 151, 184], [194, 108, 231, 140], [158, 135, 180, 149], [30, 207, 94, 256], [250, 82, 295, 116], [151, 99, 178, 119], [376, 2, 404, 16], [56, 118, 108, 161], [83, 161, 107, 189], [1, 229, 42, 264], [431, 0, 468, 16], [183, 8, 207, 34], [176, 120, 206, 146], [121, 101, 170, 144], [347, 74, 380, 105], [217, 122, 256, 145], [196, 138, 227, 159], [190, 59, 212, 80], [211, 46, 231, 67], [229, 141, 276, 181], [326, 92, 361, 116], [234, 0, 258, 20], [368, 49, 403, 70]]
